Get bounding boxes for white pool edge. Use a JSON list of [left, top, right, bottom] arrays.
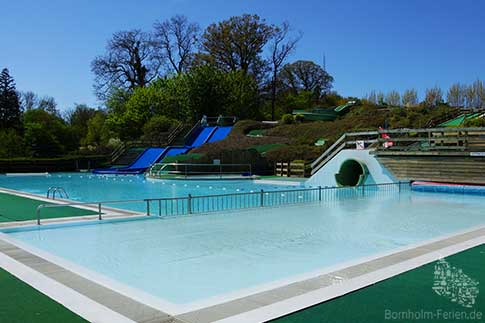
[[1, 222, 485, 318]]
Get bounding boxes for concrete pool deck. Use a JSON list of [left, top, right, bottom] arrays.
[[1, 218, 484, 322]]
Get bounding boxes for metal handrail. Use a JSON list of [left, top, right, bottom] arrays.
[[46, 187, 69, 199], [35, 182, 410, 225]]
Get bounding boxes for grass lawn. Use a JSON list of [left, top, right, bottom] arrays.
[[0, 192, 97, 222], [271, 244, 485, 323], [0, 268, 87, 323]]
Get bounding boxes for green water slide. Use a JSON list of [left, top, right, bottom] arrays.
[[292, 101, 357, 121], [335, 159, 368, 187], [438, 113, 482, 127]]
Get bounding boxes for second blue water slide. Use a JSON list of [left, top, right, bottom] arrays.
[[189, 126, 217, 147], [207, 126, 232, 143], [93, 147, 167, 174]]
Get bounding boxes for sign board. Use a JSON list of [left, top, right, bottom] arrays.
[[470, 152, 485, 157], [356, 140, 365, 150]]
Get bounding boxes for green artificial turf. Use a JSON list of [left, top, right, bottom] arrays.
[[271, 244, 485, 323], [0, 268, 87, 323], [0, 192, 97, 222]]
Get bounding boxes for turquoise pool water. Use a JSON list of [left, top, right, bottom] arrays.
[[0, 173, 296, 212], [4, 190, 485, 305]]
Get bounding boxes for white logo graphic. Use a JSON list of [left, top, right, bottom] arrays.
[[432, 259, 479, 308]]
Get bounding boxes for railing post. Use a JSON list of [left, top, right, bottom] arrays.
[[260, 189, 264, 207], [98, 203, 102, 220], [188, 194, 192, 214], [361, 183, 365, 197], [398, 181, 401, 193], [146, 200, 151, 216], [318, 186, 322, 201], [36, 206, 41, 225]]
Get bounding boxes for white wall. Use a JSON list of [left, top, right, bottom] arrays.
[[305, 149, 396, 187]]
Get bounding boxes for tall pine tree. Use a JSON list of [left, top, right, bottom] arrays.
[[0, 68, 22, 129]]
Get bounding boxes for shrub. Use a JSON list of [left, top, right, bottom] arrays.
[[464, 117, 485, 127], [281, 114, 295, 124], [294, 113, 305, 123], [142, 115, 180, 143]]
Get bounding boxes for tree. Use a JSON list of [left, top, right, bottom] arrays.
[[20, 91, 38, 111], [268, 22, 301, 120], [365, 91, 378, 105], [92, 30, 161, 99], [38, 96, 59, 115], [0, 68, 22, 129], [447, 83, 465, 108], [142, 115, 179, 144], [386, 90, 401, 107], [23, 109, 77, 157], [424, 86, 443, 107], [84, 111, 109, 146], [402, 89, 418, 107], [153, 15, 200, 74], [66, 104, 98, 141], [199, 14, 275, 77], [279, 60, 333, 100], [465, 79, 484, 109]]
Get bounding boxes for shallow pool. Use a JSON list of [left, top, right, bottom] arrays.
[[4, 190, 485, 305]]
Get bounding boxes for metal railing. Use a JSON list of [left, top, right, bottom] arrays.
[[46, 187, 69, 199], [310, 127, 485, 175], [35, 182, 410, 225], [148, 163, 252, 178], [311, 131, 379, 175]]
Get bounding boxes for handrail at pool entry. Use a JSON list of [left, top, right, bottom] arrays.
[[35, 182, 410, 225]]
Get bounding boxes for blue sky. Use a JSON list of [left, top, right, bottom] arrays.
[[1, 0, 484, 110]]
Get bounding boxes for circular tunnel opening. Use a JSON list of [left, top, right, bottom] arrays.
[[335, 159, 368, 187]]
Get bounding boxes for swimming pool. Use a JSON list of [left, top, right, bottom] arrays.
[[0, 173, 297, 213], [3, 190, 485, 309]]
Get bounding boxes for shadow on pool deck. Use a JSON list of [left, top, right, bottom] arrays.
[[0, 192, 97, 223], [270, 244, 485, 323]]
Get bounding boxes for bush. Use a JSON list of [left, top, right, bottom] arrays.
[[281, 114, 295, 124], [294, 113, 305, 123], [464, 117, 485, 127], [0, 129, 26, 158], [142, 116, 180, 144], [264, 145, 323, 163]]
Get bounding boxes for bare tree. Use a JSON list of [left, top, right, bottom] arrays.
[[424, 86, 443, 107], [386, 90, 401, 107], [402, 89, 418, 107], [365, 91, 378, 105], [91, 30, 161, 99], [38, 96, 59, 115], [447, 83, 465, 108], [153, 15, 200, 74], [268, 22, 301, 120], [20, 91, 38, 111]]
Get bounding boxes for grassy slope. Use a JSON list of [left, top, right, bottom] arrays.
[[192, 105, 459, 164]]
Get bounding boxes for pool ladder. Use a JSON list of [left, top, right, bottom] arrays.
[[46, 187, 69, 200]]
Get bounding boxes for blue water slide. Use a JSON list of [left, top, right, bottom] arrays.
[[189, 126, 217, 147], [93, 147, 167, 174], [207, 126, 232, 143], [164, 147, 190, 157]]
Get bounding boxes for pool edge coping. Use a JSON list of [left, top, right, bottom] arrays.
[[0, 222, 484, 322]]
